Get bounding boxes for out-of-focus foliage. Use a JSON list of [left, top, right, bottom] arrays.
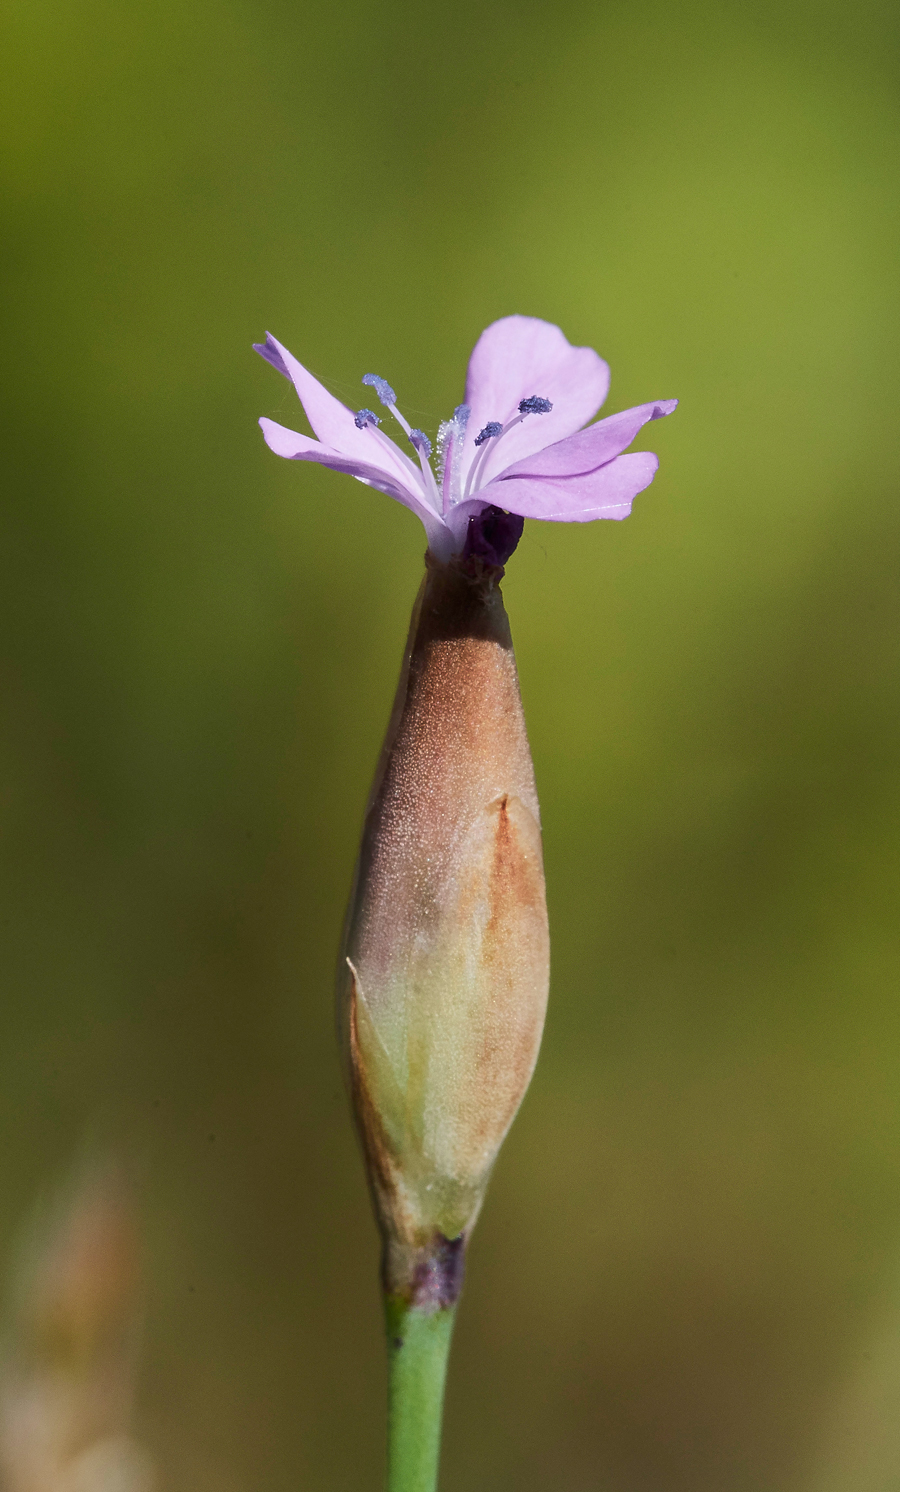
[[0, 0, 898, 1486], [0, 1164, 152, 1491]]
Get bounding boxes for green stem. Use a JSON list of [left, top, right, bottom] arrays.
[[384, 1294, 457, 1492]]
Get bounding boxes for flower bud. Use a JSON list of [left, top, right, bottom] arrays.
[[339, 556, 549, 1302]]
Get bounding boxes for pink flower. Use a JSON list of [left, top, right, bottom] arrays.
[[255, 315, 677, 565]]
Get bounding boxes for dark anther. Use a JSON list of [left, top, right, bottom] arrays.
[[409, 428, 433, 458], [355, 408, 381, 429]]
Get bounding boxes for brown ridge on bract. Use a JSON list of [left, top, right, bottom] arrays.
[[487, 793, 547, 927], [464, 790, 549, 1159]]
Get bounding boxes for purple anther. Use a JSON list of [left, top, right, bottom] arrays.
[[354, 408, 381, 429], [518, 395, 553, 415], [409, 429, 432, 458], [362, 373, 397, 407], [474, 421, 503, 447]]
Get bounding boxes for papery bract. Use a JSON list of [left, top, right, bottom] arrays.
[[338, 560, 549, 1297]]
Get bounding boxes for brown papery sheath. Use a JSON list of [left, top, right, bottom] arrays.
[[339, 555, 549, 1304]]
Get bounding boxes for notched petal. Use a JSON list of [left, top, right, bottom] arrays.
[[252, 333, 291, 380]]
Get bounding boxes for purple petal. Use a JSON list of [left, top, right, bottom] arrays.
[[258, 418, 449, 549], [253, 333, 292, 380], [258, 333, 420, 492], [451, 451, 662, 530], [496, 400, 678, 481], [463, 316, 610, 486]]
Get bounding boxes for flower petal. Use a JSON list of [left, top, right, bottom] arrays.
[[496, 400, 678, 481], [259, 418, 450, 548], [463, 316, 610, 486], [449, 451, 662, 535], [256, 333, 420, 494], [253, 336, 292, 379]]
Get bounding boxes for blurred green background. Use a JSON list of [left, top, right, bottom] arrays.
[[1, 0, 899, 1486]]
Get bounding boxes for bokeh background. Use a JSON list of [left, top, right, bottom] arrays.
[[1, 0, 899, 1487]]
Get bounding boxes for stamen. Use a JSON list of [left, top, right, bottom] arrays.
[[438, 405, 470, 516], [464, 395, 556, 498], [362, 371, 413, 439], [359, 374, 442, 517], [362, 373, 397, 407], [463, 411, 513, 500]]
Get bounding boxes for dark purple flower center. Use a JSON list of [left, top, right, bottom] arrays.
[[462, 505, 525, 568]]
